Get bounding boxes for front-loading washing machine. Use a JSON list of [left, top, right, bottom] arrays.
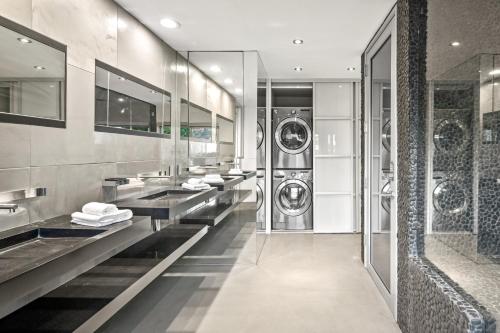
[[256, 170, 265, 230], [272, 169, 313, 230], [272, 108, 313, 169], [257, 108, 265, 169], [430, 172, 472, 233]]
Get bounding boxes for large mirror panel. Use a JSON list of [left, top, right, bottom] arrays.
[[95, 61, 171, 138], [0, 17, 66, 127]]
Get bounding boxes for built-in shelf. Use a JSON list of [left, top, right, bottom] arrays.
[[180, 190, 251, 226]]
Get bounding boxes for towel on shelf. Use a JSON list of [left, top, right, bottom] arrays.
[[205, 174, 221, 179], [202, 176, 224, 184], [71, 209, 133, 227], [187, 178, 203, 185], [182, 183, 211, 190], [228, 168, 243, 175], [82, 202, 118, 216]]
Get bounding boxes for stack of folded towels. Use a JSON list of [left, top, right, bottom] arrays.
[[71, 202, 133, 227], [202, 174, 224, 184], [228, 168, 243, 175], [182, 178, 211, 190]]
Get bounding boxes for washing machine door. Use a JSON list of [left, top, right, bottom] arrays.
[[433, 119, 468, 154], [382, 120, 391, 151], [257, 121, 264, 150], [433, 180, 468, 216], [274, 179, 311, 216], [256, 182, 264, 211], [275, 117, 311, 154]]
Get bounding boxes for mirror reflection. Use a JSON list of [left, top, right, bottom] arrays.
[[95, 62, 171, 137], [0, 22, 65, 123]]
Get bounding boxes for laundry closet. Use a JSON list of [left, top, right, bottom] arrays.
[[257, 81, 360, 233]]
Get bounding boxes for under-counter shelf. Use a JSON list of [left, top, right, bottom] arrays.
[[180, 190, 252, 227], [0, 223, 208, 333]]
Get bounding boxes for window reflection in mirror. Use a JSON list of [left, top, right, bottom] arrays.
[[182, 99, 213, 142], [95, 61, 171, 137], [217, 115, 234, 143], [0, 17, 66, 127]]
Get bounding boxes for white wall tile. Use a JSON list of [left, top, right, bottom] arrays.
[[117, 6, 164, 89], [0, 123, 30, 169], [188, 67, 207, 108], [32, 0, 117, 72], [207, 80, 222, 113], [0, 0, 32, 27], [0, 168, 29, 192], [30, 65, 95, 166]]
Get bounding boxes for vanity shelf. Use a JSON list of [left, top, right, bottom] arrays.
[[180, 189, 252, 226]]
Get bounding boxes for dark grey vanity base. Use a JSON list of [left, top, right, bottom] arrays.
[[114, 186, 218, 220], [180, 189, 252, 226], [0, 223, 208, 332], [0, 215, 153, 319]]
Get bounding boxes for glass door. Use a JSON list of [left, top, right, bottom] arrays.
[[364, 8, 397, 316]]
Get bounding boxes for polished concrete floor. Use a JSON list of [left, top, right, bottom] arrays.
[[196, 233, 400, 333], [99, 207, 400, 333]]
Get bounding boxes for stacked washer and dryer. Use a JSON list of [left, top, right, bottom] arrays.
[[271, 84, 314, 231]]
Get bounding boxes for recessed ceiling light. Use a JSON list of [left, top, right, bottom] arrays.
[[49, 84, 55, 88], [489, 69, 500, 76], [235, 88, 242, 94], [150, 90, 157, 94], [450, 41, 460, 47], [338, 85, 343, 88], [17, 37, 32, 44], [292, 39, 304, 45], [494, 82, 499, 86], [224, 78, 233, 85], [294, 66, 303, 72], [210, 65, 221, 73], [118, 97, 125, 102], [347, 67, 356, 71], [33, 65, 45, 70], [120, 109, 126, 114], [160, 18, 180, 29], [118, 76, 126, 81]]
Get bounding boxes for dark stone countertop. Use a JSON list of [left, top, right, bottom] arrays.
[[113, 186, 218, 220], [0, 215, 149, 285]]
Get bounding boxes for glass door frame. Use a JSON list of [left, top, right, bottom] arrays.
[[363, 6, 398, 318]]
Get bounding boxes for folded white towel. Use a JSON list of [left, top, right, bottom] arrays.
[[187, 178, 203, 185], [228, 168, 243, 175], [82, 202, 118, 216], [71, 209, 133, 227], [182, 183, 211, 190], [205, 174, 221, 179], [202, 177, 224, 184]]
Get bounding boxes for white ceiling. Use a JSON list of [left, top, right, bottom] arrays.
[[115, 0, 396, 79]]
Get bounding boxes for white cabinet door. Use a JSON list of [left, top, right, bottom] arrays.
[[315, 83, 352, 118], [313, 82, 356, 233]]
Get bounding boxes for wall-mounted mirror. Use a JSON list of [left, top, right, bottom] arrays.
[[0, 16, 66, 128], [216, 115, 234, 144], [188, 101, 213, 143], [95, 61, 171, 138]]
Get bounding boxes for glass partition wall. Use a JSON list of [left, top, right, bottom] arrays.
[[176, 51, 262, 263], [424, 0, 500, 322]]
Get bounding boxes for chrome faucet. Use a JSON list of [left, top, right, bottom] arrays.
[[0, 203, 18, 213]]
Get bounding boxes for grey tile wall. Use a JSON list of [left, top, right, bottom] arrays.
[[0, 0, 236, 231]]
